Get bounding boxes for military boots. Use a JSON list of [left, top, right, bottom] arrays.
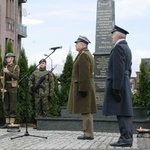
[[3, 118, 10, 128]]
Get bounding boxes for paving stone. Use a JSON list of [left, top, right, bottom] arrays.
[[0, 127, 149, 149]]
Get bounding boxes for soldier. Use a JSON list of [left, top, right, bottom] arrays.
[[29, 59, 54, 129], [67, 35, 97, 140], [0, 53, 20, 128]]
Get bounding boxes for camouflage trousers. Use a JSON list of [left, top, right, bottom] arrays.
[[34, 94, 49, 117]]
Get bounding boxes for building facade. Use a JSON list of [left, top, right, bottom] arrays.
[[0, 0, 27, 60], [141, 58, 150, 71]]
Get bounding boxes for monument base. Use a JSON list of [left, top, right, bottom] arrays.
[[36, 107, 150, 134]]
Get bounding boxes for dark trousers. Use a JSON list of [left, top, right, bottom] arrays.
[[117, 116, 133, 144]]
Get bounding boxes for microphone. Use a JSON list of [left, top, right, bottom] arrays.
[[49, 46, 62, 50]]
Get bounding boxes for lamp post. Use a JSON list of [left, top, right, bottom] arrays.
[[44, 54, 53, 69]]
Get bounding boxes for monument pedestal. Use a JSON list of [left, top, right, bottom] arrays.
[[36, 107, 150, 134]]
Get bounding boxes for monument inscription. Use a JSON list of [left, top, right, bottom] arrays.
[[94, 55, 109, 79], [95, 0, 114, 53], [94, 0, 115, 105], [95, 80, 106, 91]]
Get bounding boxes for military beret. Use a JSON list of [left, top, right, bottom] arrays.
[[75, 35, 91, 45], [39, 59, 47, 64], [111, 25, 129, 35], [5, 53, 15, 58]]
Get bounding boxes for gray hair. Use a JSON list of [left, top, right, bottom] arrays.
[[116, 31, 126, 39]]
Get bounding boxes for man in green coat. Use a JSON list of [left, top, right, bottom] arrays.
[[67, 35, 97, 140]]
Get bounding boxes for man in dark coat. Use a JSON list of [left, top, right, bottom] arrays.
[[102, 25, 133, 147], [67, 35, 97, 140]]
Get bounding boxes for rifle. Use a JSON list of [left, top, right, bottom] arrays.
[[32, 65, 57, 93], [0, 73, 5, 102]]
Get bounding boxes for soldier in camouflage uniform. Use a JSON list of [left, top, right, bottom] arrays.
[[29, 59, 54, 120], [0, 53, 20, 128]]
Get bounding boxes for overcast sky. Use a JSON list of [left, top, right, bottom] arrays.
[[22, 0, 150, 76]]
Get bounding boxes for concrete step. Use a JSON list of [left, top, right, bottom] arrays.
[[36, 107, 150, 133], [36, 117, 150, 134]]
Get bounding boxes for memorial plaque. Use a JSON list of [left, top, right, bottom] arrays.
[[96, 92, 104, 106], [94, 0, 115, 105], [95, 79, 106, 91], [94, 54, 109, 79], [95, 0, 115, 53]]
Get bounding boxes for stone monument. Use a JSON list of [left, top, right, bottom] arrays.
[[94, 0, 115, 106]]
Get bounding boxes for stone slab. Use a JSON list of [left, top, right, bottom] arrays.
[[36, 117, 150, 134]]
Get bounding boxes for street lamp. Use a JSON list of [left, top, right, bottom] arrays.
[[44, 54, 53, 69]]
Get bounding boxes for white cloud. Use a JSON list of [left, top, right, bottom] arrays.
[[115, 0, 150, 19], [22, 0, 96, 24], [22, 18, 45, 25]]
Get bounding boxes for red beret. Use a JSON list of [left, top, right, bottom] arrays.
[[39, 59, 46, 64]]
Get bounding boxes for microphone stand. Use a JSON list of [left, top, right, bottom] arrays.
[[11, 49, 56, 140]]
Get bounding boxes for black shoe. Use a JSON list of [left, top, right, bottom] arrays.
[[33, 126, 37, 129], [77, 135, 94, 140], [110, 141, 132, 147], [3, 123, 10, 128]]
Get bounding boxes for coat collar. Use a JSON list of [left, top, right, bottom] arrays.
[[110, 39, 127, 54], [79, 47, 88, 54], [113, 39, 126, 47], [7, 63, 14, 67], [74, 48, 88, 62]]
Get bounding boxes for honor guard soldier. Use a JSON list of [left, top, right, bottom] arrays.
[[0, 53, 20, 128], [29, 59, 54, 129]]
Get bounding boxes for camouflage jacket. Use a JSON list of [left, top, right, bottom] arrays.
[[29, 67, 54, 96]]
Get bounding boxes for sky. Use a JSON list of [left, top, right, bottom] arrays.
[[22, 0, 150, 77]]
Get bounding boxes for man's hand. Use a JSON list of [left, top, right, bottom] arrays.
[[112, 89, 122, 102], [1, 88, 7, 93], [0, 76, 3, 79], [3, 67, 9, 73]]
